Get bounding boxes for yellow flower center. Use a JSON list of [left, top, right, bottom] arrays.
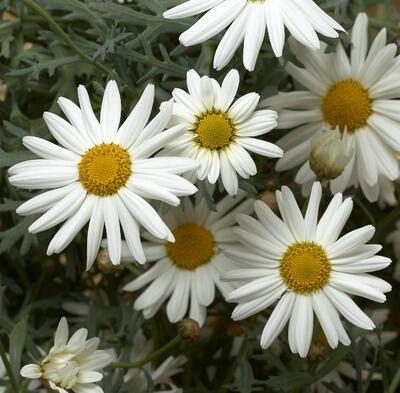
[[279, 241, 331, 294], [166, 223, 215, 270], [322, 79, 372, 133], [195, 113, 235, 150], [78, 143, 132, 196]]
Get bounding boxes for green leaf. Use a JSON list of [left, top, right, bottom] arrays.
[[9, 316, 28, 384], [266, 372, 312, 391], [0, 149, 35, 168], [310, 345, 351, 382]]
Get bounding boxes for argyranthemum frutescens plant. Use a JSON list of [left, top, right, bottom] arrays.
[[1, 1, 400, 393], [118, 190, 254, 326], [263, 13, 400, 204], [20, 317, 113, 393], [163, 0, 344, 71], [8, 81, 198, 269], [160, 69, 283, 195], [223, 182, 392, 357]]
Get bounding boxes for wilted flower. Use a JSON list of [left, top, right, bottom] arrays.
[[309, 129, 354, 182], [20, 317, 113, 393]]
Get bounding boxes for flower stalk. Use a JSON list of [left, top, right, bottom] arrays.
[[111, 334, 182, 369]]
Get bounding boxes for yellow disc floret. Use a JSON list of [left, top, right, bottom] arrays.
[[166, 223, 215, 270], [195, 113, 235, 150], [78, 143, 132, 196], [322, 79, 372, 133], [280, 241, 331, 294]]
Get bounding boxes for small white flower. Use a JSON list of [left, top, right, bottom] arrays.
[[9, 81, 198, 268], [163, 0, 344, 71], [120, 191, 254, 326], [263, 13, 400, 203], [122, 330, 186, 393], [223, 182, 391, 357], [161, 69, 282, 196], [20, 317, 113, 393]]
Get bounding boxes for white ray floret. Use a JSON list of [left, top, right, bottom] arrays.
[[20, 317, 113, 393], [263, 13, 400, 203], [223, 182, 391, 357], [160, 69, 282, 196], [163, 0, 344, 71], [118, 191, 254, 326], [8, 81, 199, 269]]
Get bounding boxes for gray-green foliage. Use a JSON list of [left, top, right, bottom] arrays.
[[0, 0, 399, 392]]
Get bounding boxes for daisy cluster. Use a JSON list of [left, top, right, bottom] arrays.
[[1, 1, 400, 393]]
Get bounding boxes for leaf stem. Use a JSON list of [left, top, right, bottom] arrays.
[[387, 366, 400, 393], [110, 334, 181, 369], [0, 340, 19, 393], [374, 204, 400, 242], [20, 0, 131, 91]]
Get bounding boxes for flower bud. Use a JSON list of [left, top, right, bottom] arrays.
[[177, 318, 201, 342], [309, 128, 354, 181], [96, 248, 118, 274], [258, 190, 278, 212]]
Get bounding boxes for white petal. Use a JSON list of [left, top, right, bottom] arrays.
[[100, 80, 121, 142], [260, 292, 295, 349], [77, 85, 102, 145], [23, 136, 80, 161], [115, 84, 154, 148], [86, 199, 104, 270], [20, 364, 41, 379], [103, 198, 121, 265]]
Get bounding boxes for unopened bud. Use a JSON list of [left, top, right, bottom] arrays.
[[0, 80, 6, 102], [226, 321, 243, 337], [122, 292, 135, 305], [96, 249, 118, 274], [309, 128, 354, 181], [258, 191, 278, 211], [177, 318, 201, 342]]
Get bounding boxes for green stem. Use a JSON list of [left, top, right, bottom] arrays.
[[374, 204, 400, 242], [111, 335, 181, 369], [387, 367, 400, 393], [0, 340, 19, 393], [216, 340, 247, 393], [20, 0, 130, 90]]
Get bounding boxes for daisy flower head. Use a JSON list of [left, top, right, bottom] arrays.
[[160, 69, 283, 196], [8, 81, 198, 269], [121, 191, 254, 326], [223, 182, 392, 357], [263, 13, 400, 203], [163, 0, 344, 71], [20, 317, 113, 393]]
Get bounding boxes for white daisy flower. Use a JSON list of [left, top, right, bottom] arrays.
[[122, 330, 186, 393], [160, 69, 282, 196], [163, 0, 344, 71], [263, 13, 400, 203], [223, 182, 392, 357], [121, 191, 254, 326], [20, 317, 113, 393], [8, 81, 198, 269]]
